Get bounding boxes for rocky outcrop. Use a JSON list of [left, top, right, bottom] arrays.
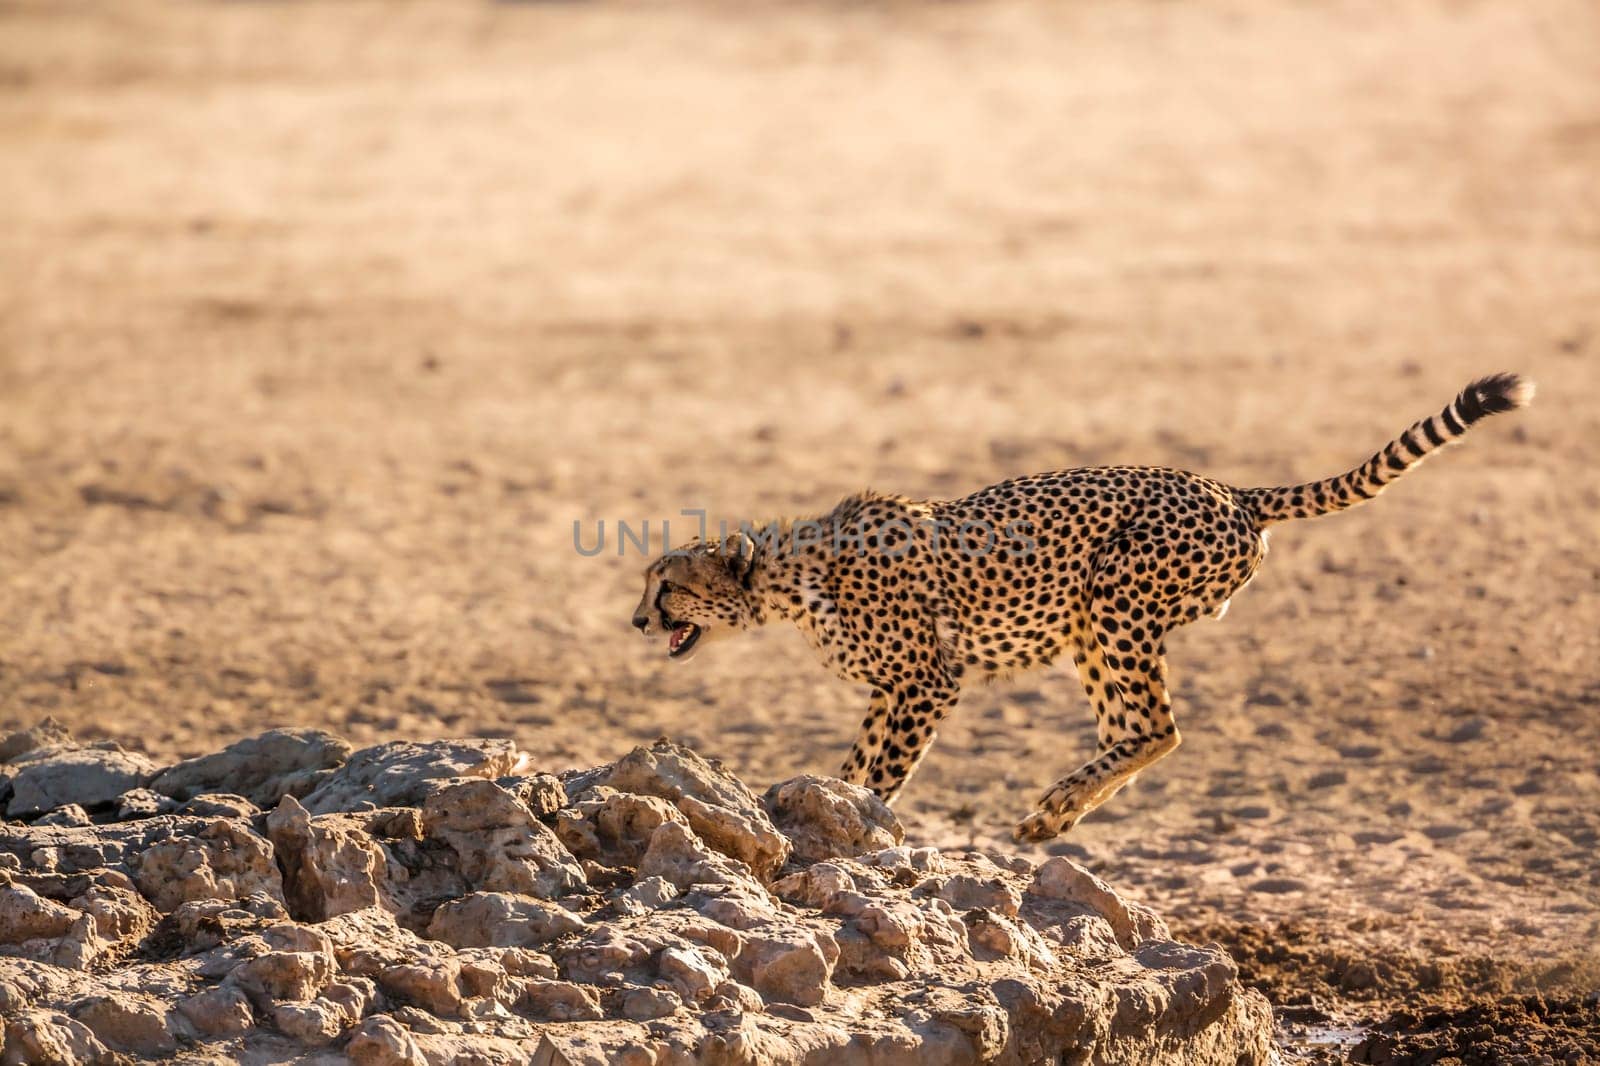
[[150, 728, 352, 808], [0, 724, 1273, 1065]]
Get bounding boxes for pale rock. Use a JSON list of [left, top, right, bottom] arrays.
[[0, 881, 80, 943], [301, 739, 527, 815], [271, 977, 374, 1045], [689, 884, 779, 930], [113, 789, 177, 821], [518, 978, 604, 1022], [70, 991, 177, 1055], [7, 744, 159, 818], [1030, 856, 1169, 949], [622, 985, 682, 1020], [763, 775, 902, 863], [347, 1014, 428, 1066], [265, 795, 384, 921], [175, 984, 255, 1037], [132, 817, 284, 913], [231, 925, 336, 1005], [2, 1009, 112, 1066], [378, 957, 466, 1017], [615, 876, 680, 915], [591, 741, 791, 880], [658, 945, 730, 1004], [67, 884, 157, 953], [578, 791, 687, 864], [558, 926, 655, 985], [167, 894, 288, 952], [736, 928, 836, 1007], [420, 779, 585, 900], [426, 891, 585, 949], [151, 728, 351, 807], [496, 773, 566, 819], [706, 979, 766, 1014], [35, 806, 92, 828], [0, 736, 1275, 1064], [497, 947, 559, 979], [177, 794, 258, 818], [771, 862, 858, 909], [638, 821, 759, 892], [923, 868, 1023, 917]]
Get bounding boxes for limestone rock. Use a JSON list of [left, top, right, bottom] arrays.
[[0, 881, 80, 945], [35, 806, 93, 829], [300, 739, 528, 815], [420, 779, 585, 900], [150, 728, 351, 807], [0, 733, 1273, 1065], [131, 817, 284, 913], [0, 718, 73, 764], [2, 1009, 113, 1066], [764, 774, 903, 862], [265, 795, 385, 922], [114, 789, 177, 821], [586, 740, 791, 880], [1030, 856, 1169, 950], [347, 1014, 427, 1066], [7, 744, 159, 818], [638, 820, 761, 892], [70, 991, 178, 1056], [426, 891, 585, 949]]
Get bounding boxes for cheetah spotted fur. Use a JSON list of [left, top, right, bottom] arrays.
[[632, 373, 1533, 841]]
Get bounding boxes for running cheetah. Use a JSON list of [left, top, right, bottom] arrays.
[[631, 373, 1533, 841]]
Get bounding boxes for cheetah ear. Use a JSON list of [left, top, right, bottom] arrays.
[[721, 531, 756, 588]]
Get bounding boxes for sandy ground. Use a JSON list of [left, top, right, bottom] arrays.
[[3, 0, 1598, 1053]]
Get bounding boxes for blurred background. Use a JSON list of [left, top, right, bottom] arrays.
[[2, 0, 1597, 1046]]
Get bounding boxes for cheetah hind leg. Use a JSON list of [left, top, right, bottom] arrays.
[[1013, 631, 1180, 841]]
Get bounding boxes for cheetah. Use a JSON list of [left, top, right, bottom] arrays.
[[631, 373, 1533, 841]]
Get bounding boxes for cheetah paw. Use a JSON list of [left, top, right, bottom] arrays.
[[1013, 809, 1072, 843]]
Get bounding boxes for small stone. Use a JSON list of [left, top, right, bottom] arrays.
[[35, 805, 93, 828], [1444, 717, 1491, 743], [622, 986, 682, 1020], [176, 984, 255, 1037], [658, 946, 730, 1004], [518, 979, 603, 1022], [114, 789, 177, 821], [347, 1015, 427, 1066], [2, 1009, 112, 1066]]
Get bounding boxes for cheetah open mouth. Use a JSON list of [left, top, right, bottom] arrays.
[[667, 622, 702, 660]]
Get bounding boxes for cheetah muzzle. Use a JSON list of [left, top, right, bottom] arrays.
[[631, 373, 1534, 843]]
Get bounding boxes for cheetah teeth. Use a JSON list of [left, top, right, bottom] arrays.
[[667, 623, 702, 659]]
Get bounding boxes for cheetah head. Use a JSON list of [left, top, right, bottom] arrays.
[[631, 534, 758, 663]]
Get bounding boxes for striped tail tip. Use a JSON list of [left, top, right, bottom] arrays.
[[1457, 373, 1535, 425]]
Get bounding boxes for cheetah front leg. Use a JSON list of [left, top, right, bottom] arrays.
[[856, 673, 958, 805], [840, 689, 889, 788]]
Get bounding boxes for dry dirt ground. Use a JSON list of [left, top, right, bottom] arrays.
[[3, 0, 1598, 1057]]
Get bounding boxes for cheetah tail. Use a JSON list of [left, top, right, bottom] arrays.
[[1237, 372, 1534, 528]]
